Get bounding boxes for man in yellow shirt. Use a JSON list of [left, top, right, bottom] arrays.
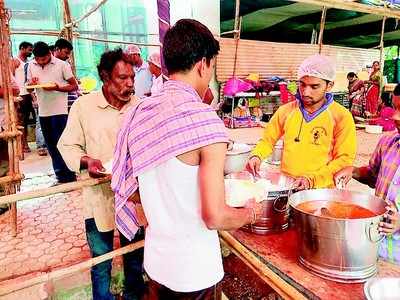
[[247, 54, 356, 189]]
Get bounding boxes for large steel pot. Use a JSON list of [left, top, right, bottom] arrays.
[[224, 142, 252, 175], [289, 189, 386, 283], [226, 169, 295, 234]]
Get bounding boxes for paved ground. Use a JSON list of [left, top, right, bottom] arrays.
[[0, 129, 383, 299]]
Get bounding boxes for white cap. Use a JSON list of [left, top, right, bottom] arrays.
[[298, 54, 336, 82], [148, 52, 161, 68], [125, 44, 140, 55]]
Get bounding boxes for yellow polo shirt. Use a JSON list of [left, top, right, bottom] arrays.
[[252, 100, 356, 188]]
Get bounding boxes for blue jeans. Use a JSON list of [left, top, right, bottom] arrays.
[[39, 115, 76, 182], [34, 108, 46, 149], [85, 218, 145, 300]]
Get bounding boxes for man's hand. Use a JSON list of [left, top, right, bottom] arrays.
[[244, 198, 263, 224], [293, 176, 311, 190], [246, 156, 261, 177], [87, 158, 106, 178], [379, 203, 400, 236], [43, 83, 59, 92], [334, 166, 353, 188]]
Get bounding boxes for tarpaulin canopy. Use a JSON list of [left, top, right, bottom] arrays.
[[220, 0, 400, 48]]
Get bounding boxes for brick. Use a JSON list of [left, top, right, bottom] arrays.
[[43, 234, 58, 243], [73, 239, 87, 248], [59, 243, 73, 252], [53, 250, 68, 261], [68, 247, 82, 255], [1, 244, 15, 253], [38, 254, 55, 264], [37, 242, 51, 251], [6, 249, 22, 258], [0, 234, 14, 242], [29, 249, 44, 259], [65, 236, 78, 244], [13, 252, 29, 262]]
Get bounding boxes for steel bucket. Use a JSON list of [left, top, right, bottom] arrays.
[[224, 142, 252, 175], [289, 189, 386, 283], [227, 169, 295, 234]]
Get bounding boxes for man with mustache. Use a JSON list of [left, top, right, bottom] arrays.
[[58, 48, 144, 300], [247, 54, 356, 190]]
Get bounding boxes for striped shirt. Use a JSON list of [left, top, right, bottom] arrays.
[[111, 80, 229, 240], [369, 132, 400, 200], [368, 132, 400, 264]]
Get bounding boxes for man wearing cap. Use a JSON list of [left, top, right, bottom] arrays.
[[125, 45, 152, 98], [147, 52, 166, 95], [247, 54, 356, 189]]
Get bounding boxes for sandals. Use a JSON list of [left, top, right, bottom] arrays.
[[37, 148, 48, 156]]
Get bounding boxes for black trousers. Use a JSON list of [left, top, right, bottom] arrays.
[[39, 114, 76, 183]]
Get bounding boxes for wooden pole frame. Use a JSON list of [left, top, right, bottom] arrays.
[[0, 240, 144, 296], [318, 6, 327, 54], [61, 0, 76, 75], [0, 0, 21, 237], [293, 0, 400, 19]]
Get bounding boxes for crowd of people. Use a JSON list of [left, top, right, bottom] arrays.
[[0, 18, 399, 300]]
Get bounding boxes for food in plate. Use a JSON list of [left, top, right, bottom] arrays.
[[25, 83, 57, 89]]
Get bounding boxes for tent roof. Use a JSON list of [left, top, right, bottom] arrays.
[[220, 0, 400, 48]]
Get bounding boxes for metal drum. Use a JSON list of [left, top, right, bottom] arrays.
[[289, 189, 386, 283]]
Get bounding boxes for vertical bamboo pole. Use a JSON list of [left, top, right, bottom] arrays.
[[379, 14, 387, 91], [232, 0, 241, 77], [0, 0, 19, 236], [62, 0, 76, 75], [318, 6, 327, 54]]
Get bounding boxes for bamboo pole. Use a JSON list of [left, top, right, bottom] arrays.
[[0, 0, 20, 237], [76, 35, 161, 47], [293, 0, 400, 19], [62, 0, 76, 75], [219, 231, 308, 300], [0, 174, 23, 185], [318, 6, 327, 54], [0, 240, 144, 296], [0, 130, 22, 139], [64, 0, 108, 28], [0, 176, 111, 206], [379, 15, 387, 67], [232, 16, 242, 78]]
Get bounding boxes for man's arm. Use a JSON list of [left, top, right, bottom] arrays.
[[199, 143, 257, 230], [306, 110, 357, 188], [56, 76, 78, 93], [334, 137, 382, 188], [43, 62, 78, 93]]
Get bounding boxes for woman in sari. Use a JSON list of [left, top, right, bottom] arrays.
[[365, 61, 381, 116], [347, 72, 366, 117], [369, 92, 396, 131]]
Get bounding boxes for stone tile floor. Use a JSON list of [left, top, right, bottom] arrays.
[[0, 129, 384, 299]]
